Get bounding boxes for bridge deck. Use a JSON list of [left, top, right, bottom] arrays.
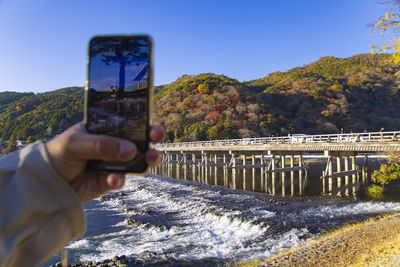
[[155, 142, 400, 153], [154, 131, 400, 153]]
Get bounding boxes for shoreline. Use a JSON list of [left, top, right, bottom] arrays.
[[245, 212, 400, 266], [51, 213, 400, 267]]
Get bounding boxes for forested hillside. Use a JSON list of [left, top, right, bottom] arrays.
[[154, 54, 400, 142], [0, 87, 83, 140], [1, 53, 400, 142]]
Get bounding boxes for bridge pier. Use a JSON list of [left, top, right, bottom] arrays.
[[242, 154, 246, 190], [290, 155, 294, 196], [252, 154, 256, 191], [271, 154, 276, 195], [214, 154, 218, 185], [223, 154, 228, 186], [151, 138, 392, 198], [362, 155, 368, 184], [231, 152, 236, 189], [344, 156, 349, 196], [299, 154, 304, 195], [182, 152, 187, 180], [281, 155, 286, 196], [176, 153, 180, 180], [265, 151, 307, 196], [322, 151, 360, 197], [337, 156, 342, 195]]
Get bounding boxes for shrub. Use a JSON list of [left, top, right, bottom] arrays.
[[367, 185, 384, 200]]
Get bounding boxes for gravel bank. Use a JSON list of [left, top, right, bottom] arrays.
[[252, 213, 400, 267]]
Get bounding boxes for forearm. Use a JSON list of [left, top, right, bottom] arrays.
[[0, 142, 85, 267]]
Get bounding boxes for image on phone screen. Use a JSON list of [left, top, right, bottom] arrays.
[[86, 36, 151, 172]]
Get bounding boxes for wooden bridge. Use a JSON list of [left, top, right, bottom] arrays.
[[150, 131, 400, 196]]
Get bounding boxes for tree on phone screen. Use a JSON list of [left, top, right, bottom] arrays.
[[90, 38, 149, 93]]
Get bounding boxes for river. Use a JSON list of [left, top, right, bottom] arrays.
[[41, 156, 400, 266]]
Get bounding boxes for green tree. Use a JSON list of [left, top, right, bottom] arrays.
[[27, 136, 35, 144], [371, 151, 400, 185], [7, 136, 16, 152], [174, 129, 181, 142], [207, 126, 218, 140]]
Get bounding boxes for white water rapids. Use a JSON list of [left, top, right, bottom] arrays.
[[42, 174, 400, 266]]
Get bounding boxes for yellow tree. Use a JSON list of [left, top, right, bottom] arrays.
[[368, 1, 400, 198], [371, 0, 400, 77], [372, 151, 400, 185]]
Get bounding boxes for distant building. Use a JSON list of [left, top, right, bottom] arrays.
[[16, 140, 27, 148]]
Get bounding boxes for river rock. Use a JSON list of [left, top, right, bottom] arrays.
[[125, 217, 148, 227]]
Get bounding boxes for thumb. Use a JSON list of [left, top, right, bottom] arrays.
[[62, 133, 137, 162]]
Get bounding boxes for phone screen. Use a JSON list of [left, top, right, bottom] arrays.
[[85, 35, 152, 172]]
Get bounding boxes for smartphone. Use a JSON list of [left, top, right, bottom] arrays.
[[84, 35, 153, 173]]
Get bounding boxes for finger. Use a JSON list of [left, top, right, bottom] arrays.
[[145, 149, 162, 167], [106, 173, 126, 190], [150, 125, 165, 143], [64, 133, 137, 162]]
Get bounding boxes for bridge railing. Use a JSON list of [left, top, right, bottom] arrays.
[[153, 131, 400, 148]]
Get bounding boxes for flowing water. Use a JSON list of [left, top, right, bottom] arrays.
[[41, 156, 400, 266]]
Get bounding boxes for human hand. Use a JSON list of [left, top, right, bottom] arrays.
[[45, 122, 165, 203]]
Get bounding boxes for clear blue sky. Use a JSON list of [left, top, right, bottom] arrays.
[[0, 0, 387, 92]]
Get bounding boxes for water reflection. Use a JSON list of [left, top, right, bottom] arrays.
[[150, 155, 383, 200]]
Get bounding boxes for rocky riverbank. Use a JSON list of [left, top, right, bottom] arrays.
[[49, 255, 138, 267], [44, 175, 400, 267], [249, 213, 400, 266], [49, 254, 225, 267], [51, 213, 400, 267]]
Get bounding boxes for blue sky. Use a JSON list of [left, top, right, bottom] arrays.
[[0, 0, 388, 92]]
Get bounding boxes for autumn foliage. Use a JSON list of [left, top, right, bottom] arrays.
[[153, 54, 400, 142]]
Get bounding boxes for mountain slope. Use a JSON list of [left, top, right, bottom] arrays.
[[1, 53, 399, 142], [0, 87, 84, 140]]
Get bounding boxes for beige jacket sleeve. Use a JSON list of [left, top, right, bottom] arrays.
[[0, 142, 85, 267]]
